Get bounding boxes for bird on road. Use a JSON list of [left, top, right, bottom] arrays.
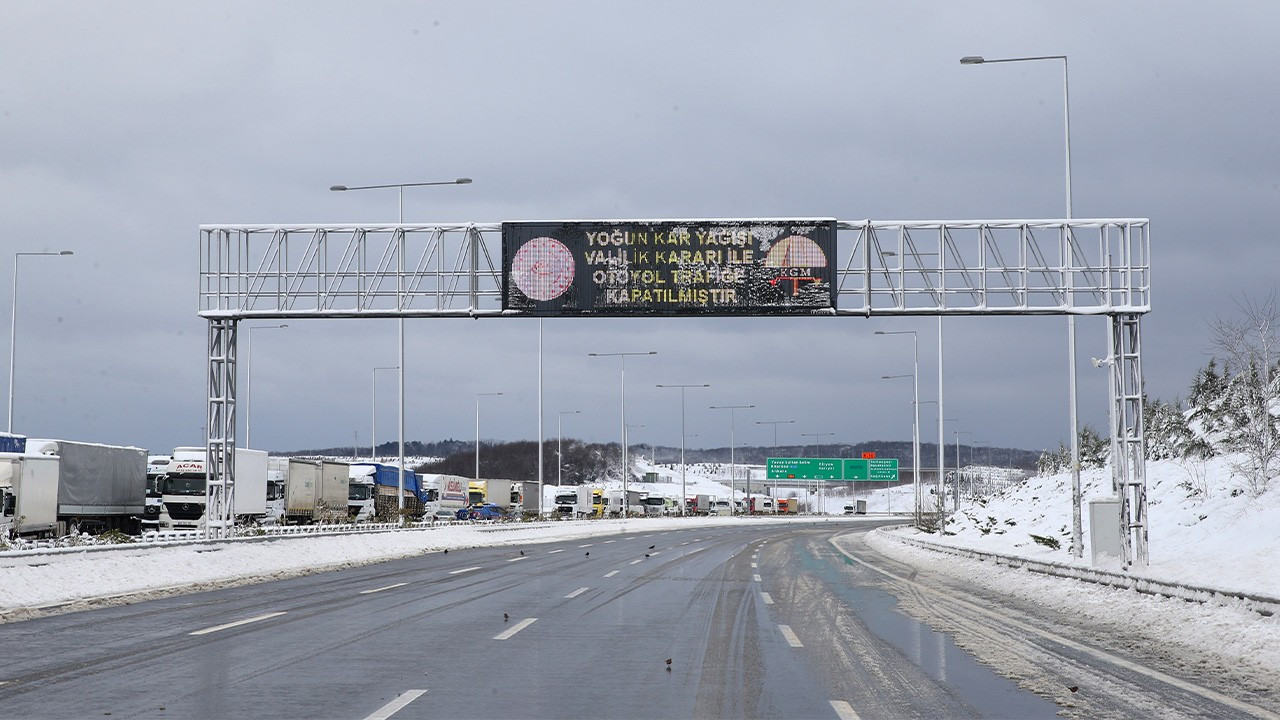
[[519, 550, 525, 556], [443, 549, 448, 554], [504, 613, 509, 622], [665, 658, 672, 672], [648, 545, 656, 549], [585, 551, 590, 557], [645, 554, 650, 558]]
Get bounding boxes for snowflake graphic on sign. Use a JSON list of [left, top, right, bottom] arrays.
[[511, 236, 575, 301]]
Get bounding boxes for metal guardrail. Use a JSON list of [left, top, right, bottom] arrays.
[[875, 526, 1279, 618]]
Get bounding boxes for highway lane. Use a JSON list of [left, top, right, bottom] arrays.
[[1, 519, 1268, 719]]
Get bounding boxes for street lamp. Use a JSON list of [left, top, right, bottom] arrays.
[[589, 350, 657, 517], [244, 323, 288, 448], [755, 419, 795, 500], [475, 392, 504, 485], [7, 250, 73, 432], [800, 431, 835, 514], [877, 329, 921, 522], [556, 410, 580, 488], [371, 366, 398, 459], [961, 53, 1083, 559], [658, 383, 710, 516], [709, 405, 754, 512], [330, 176, 472, 519]]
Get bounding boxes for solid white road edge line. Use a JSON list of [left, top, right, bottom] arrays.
[[604, 570, 619, 577], [190, 611, 287, 636], [363, 689, 427, 720], [761, 592, 774, 605], [779, 624, 804, 647], [359, 583, 408, 595], [494, 617, 537, 640], [448, 566, 481, 575], [829, 699, 862, 720], [565, 587, 589, 599]]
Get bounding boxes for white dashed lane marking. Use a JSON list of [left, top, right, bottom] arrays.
[[604, 570, 619, 577], [359, 583, 407, 595], [752, 574, 762, 582], [362, 689, 427, 720], [494, 618, 537, 640], [547, 549, 565, 555], [779, 624, 804, 647], [565, 587, 590, 599], [190, 611, 287, 636], [761, 592, 774, 605], [830, 700, 862, 720], [448, 566, 481, 575]]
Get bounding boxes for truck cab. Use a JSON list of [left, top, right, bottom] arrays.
[[144, 455, 170, 530], [640, 495, 667, 516]]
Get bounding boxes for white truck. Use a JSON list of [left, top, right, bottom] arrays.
[[639, 494, 668, 517], [158, 447, 268, 531], [553, 486, 599, 518], [1, 439, 147, 538]]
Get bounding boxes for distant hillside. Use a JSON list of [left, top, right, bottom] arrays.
[[280, 438, 471, 460], [412, 438, 1038, 486]]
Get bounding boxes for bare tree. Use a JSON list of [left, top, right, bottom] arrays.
[[1209, 293, 1279, 494]]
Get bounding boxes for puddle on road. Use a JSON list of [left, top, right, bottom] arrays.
[[807, 549, 1061, 719]]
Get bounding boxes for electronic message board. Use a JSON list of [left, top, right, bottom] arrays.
[[502, 219, 837, 316]]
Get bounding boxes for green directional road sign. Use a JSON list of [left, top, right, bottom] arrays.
[[842, 458, 899, 481], [766, 457, 841, 480], [767, 457, 899, 481]]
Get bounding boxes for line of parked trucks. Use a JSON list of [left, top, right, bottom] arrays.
[[4, 432, 529, 540], [550, 487, 803, 518]]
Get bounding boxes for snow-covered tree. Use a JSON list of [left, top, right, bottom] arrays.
[[1209, 294, 1279, 494]]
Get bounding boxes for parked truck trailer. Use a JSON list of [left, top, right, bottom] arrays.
[[0, 439, 146, 538]]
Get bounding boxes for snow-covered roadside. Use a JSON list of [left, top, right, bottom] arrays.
[[863, 529, 1280, 691], [873, 455, 1280, 598], [0, 515, 822, 619]]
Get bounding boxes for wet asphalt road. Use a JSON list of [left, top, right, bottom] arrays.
[[0, 519, 1267, 719]]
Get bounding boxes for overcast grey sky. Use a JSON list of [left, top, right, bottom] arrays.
[[2, 2, 1276, 458]]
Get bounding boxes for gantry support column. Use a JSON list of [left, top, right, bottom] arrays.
[[1108, 313, 1147, 566], [206, 318, 237, 540]]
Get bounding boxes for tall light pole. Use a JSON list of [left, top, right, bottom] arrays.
[[8, 250, 73, 433], [800, 431, 834, 514], [475, 392, 504, 485], [244, 323, 288, 449], [330, 177, 472, 518], [557, 410, 580, 488], [710, 404, 754, 513], [658, 383, 710, 516], [589, 350, 657, 517], [961, 54, 1082, 557], [755, 419, 795, 500], [877, 329, 921, 522], [371, 366, 397, 459]]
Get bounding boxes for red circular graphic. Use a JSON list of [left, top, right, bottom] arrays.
[[512, 237, 575, 301]]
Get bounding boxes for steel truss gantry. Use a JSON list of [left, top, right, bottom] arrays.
[[198, 218, 1150, 565]]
